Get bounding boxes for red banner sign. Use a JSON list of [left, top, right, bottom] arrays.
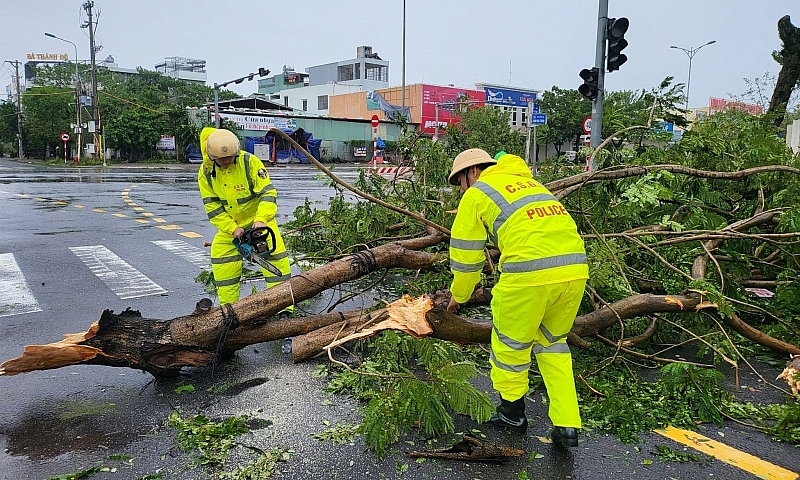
[[420, 85, 484, 134], [708, 97, 763, 116]]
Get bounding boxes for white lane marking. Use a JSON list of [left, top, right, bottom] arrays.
[[151, 239, 210, 268], [69, 245, 168, 299], [0, 253, 42, 317]]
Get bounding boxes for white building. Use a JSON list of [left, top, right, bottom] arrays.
[[256, 46, 390, 116]]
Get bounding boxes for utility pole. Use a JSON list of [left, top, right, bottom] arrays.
[[13, 61, 23, 159], [590, 0, 608, 151], [3, 60, 24, 159], [82, 1, 102, 163]]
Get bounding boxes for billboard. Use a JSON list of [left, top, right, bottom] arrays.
[[420, 85, 484, 133], [483, 87, 537, 107], [220, 113, 297, 131], [155, 135, 176, 150], [708, 97, 763, 116]]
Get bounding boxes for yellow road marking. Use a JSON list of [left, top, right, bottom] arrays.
[[16, 194, 28, 197], [141, 212, 154, 217], [655, 426, 798, 480], [134, 219, 149, 224], [178, 231, 203, 238], [93, 208, 106, 213], [133, 207, 144, 211], [73, 204, 85, 208], [121, 191, 129, 196], [53, 201, 67, 205], [153, 217, 166, 223], [35, 197, 47, 201], [157, 224, 182, 231], [112, 213, 128, 218]]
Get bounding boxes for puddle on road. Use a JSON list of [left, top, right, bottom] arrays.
[[33, 230, 86, 235], [2, 395, 160, 460], [211, 377, 270, 396]]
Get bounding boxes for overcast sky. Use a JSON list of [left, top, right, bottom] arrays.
[[1, 1, 798, 108]]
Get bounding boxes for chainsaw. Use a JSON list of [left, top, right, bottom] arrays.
[[233, 226, 282, 276]]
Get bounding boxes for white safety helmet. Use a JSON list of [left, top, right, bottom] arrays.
[[206, 129, 240, 160]]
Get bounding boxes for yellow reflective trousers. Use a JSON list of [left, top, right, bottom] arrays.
[[489, 278, 585, 428], [210, 225, 292, 305]]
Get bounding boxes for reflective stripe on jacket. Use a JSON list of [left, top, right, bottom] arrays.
[[197, 127, 277, 235], [449, 154, 588, 303]]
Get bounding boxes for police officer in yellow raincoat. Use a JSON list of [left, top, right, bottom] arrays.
[[197, 127, 293, 319], [446, 148, 588, 447]]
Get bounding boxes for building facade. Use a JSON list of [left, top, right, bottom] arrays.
[[329, 83, 485, 134], [255, 46, 390, 116]]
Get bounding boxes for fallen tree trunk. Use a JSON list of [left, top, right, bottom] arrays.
[[0, 235, 446, 377]]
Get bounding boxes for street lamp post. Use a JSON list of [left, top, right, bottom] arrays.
[[670, 40, 716, 112], [213, 68, 269, 128], [45, 32, 82, 163], [401, 0, 406, 113]]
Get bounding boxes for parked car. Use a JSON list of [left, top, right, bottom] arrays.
[[186, 144, 203, 164]]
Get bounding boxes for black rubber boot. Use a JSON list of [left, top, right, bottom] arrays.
[[550, 426, 579, 447], [488, 398, 528, 433]]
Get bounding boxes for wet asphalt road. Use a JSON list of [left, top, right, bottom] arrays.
[[0, 158, 797, 480]]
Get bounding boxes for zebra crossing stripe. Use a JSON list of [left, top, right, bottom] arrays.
[[0, 253, 42, 317], [69, 245, 168, 299], [152, 239, 210, 268]]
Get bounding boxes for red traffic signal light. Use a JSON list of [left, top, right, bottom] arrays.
[[579, 67, 599, 100], [606, 17, 629, 72]]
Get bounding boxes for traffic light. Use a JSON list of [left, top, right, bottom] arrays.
[[579, 67, 599, 100], [606, 17, 629, 72], [258, 67, 270, 77]]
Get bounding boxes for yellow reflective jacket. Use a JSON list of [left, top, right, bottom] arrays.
[[197, 127, 278, 235], [449, 154, 588, 303]]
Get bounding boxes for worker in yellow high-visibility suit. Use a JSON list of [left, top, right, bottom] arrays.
[[198, 128, 294, 349], [446, 148, 588, 447]]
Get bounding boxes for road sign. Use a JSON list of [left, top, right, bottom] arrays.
[[532, 103, 540, 114], [581, 116, 592, 135], [530, 113, 547, 126], [371, 115, 379, 128], [61, 132, 70, 142]]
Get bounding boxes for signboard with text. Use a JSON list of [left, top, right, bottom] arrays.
[[529, 113, 547, 126], [420, 85, 484, 133], [483, 86, 537, 107], [708, 97, 763, 116], [220, 113, 297, 131], [27, 52, 69, 61], [155, 135, 176, 150]]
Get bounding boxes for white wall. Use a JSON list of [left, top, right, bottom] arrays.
[[266, 83, 364, 116], [788, 119, 800, 154]]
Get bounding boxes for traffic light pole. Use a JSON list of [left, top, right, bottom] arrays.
[[590, 0, 608, 158]]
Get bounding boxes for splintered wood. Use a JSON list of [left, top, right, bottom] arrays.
[[322, 295, 434, 352], [0, 321, 103, 375]]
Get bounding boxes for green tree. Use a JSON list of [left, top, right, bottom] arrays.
[[538, 86, 591, 155], [0, 101, 18, 148], [95, 67, 237, 160], [444, 105, 525, 158], [21, 86, 74, 157]]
